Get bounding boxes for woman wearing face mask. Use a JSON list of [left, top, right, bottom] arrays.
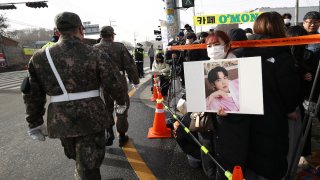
[[151, 53, 170, 97], [198, 31, 251, 180], [206, 31, 236, 60], [206, 66, 239, 112], [283, 13, 292, 29]]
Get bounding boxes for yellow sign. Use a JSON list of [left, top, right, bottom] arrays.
[[23, 48, 38, 56], [193, 12, 262, 26]]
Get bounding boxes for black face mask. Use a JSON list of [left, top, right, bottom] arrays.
[[51, 36, 59, 43]]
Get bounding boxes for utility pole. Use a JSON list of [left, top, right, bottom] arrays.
[[109, 18, 116, 27], [295, 0, 299, 25], [165, 0, 180, 42], [134, 32, 137, 46], [193, 6, 196, 33]]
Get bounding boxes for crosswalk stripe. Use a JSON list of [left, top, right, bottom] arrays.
[[0, 68, 151, 91], [0, 78, 23, 85], [0, 82, 22, 89], [0, 71, 25, 90], [0, 80, 22, 88], [7, 86, 21, 90]]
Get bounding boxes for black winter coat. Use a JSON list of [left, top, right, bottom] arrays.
[[243, 34, 300, 179]]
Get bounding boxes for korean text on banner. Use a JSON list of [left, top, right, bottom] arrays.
[[193, 12, 262, 26]]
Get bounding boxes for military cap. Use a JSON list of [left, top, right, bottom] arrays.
[[100, 26, 116, 35], [54, 12, 83, 29]]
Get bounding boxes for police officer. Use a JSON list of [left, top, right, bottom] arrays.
[[94, 26, 140, 147], [22, 12, 127, 180], [42, 28, 60, 48], [134, 43, 144, 78]]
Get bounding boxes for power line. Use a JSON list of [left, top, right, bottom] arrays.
[[7, 18, 51, 30]]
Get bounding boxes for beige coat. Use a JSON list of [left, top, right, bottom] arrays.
[[151, 61, 170, 76]]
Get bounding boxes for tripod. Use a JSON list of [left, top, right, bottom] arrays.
[[165, 58, 184, 113], [286, 60, 320, 180]]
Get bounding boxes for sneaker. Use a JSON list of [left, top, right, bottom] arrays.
[[119, 135, 129, 147], [298, 156, 311, 168]]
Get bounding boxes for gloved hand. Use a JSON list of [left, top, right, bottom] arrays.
[[115, 104, 127, 114], [28, 125, 46, 141], [131, 84, 139, 89]]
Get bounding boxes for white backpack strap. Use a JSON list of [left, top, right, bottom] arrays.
[[45, 47, 69, 101]]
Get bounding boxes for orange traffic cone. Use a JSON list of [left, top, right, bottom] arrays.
[[232, 166, 244, 180], [148, 92, 171, 138], [151, 75, 158, 102]]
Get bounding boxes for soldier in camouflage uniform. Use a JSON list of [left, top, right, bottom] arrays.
[[22, 12, 127, 180], [94, 26, 140, 147]]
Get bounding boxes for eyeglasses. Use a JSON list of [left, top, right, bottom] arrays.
[[304, 20, 320, 25]]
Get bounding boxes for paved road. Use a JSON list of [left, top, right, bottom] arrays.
[[0, 70, 26, 91], [0, 64, 209, 180]]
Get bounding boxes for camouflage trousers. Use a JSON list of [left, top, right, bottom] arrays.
[[60, 131, 105, 180], [105, 94, 130, 134]]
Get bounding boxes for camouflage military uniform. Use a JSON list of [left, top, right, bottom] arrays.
[[94, 37, 139, 135], [23, 12, 127, 180]]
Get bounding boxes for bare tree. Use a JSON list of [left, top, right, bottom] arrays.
[[143, 41, 153, 47], [7, 28, 53, 47], [121, 41, 134, 51], [0, 14, 8, 35]]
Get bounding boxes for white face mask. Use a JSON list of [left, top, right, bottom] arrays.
[[284, 18, 291, 25], [186, 39, 191, 45], [207, 45, 226, 59]]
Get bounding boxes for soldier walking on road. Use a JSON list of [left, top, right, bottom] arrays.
[[94, 26, 140, 147], [134, 43, 144, 78], [22, 12, 127, 180]]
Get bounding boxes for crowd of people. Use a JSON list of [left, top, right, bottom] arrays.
[[161, 11, 320, 180], [23, 12, 140, 179], [21, 10, 320, 180]]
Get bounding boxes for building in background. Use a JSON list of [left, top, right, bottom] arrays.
[[259, 6, 319, 24]]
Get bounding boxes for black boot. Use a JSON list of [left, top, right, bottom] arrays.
[[105, 127, 115, 146], [119, 133, 129, 147]]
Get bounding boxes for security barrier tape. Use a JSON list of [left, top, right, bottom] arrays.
[[168, 34, 320, 50]]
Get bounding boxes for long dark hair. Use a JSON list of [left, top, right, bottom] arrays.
[[286, 25, 308, 65]]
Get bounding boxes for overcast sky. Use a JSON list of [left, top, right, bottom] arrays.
[[1, 0, 319, 44]]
